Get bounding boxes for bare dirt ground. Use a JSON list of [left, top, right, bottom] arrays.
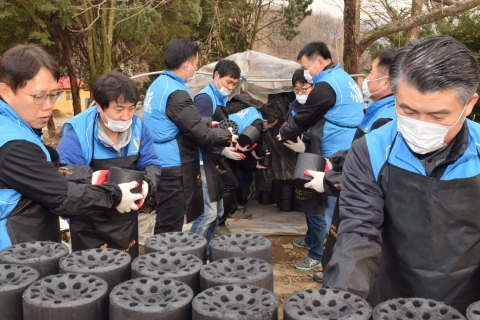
[[268, 235, 323, 318]]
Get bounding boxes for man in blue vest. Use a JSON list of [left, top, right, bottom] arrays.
[[144, 39, 235, 234], [324, 36, 480, 315], [278, 41, 364, 271], [192, 60, 243, 241], [0, 44, 143, 250], [58, 72, 161, 258], [300, 49, 397, 283]]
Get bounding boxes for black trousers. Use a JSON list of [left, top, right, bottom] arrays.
[[154, 177, 185, 234], [219, 162, 239, 226]]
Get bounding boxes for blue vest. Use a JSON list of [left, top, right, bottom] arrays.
[[312, 63, 364, 156], [62, 107, 142, 163], [359, 95, 396, 135], [195, 82, 229, 162], [196, 82, 229, 112], [143, 71, 193, 167], [0, 100, 51, 249], [366, 119, 480, 181], [229, 107, 263, 133]]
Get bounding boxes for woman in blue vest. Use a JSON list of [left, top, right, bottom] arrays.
[[0, 44, 142, 251], [278, 41, 364, 271], [192, 59, 243, 240], [143, 39, 235, 234], [324, 36, 480, 315], [58, 72, 161, 258]]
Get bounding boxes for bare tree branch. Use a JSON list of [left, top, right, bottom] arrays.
[[359, 0, 480, 51]]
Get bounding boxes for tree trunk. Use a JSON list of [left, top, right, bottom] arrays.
[[55, 26, 82, 115], [406, 0, 426, 43], [342, 0, 361, 74]]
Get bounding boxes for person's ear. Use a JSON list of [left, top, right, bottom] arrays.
[[96, 103, 103, 114], [0, 83, 12, 101], [465, 93, 479, 117]]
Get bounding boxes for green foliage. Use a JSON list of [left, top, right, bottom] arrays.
[[280, 0, 313, 40]]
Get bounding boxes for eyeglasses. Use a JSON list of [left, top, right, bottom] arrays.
[[294, 85, 313, 94], [20, 89, 64, 105]]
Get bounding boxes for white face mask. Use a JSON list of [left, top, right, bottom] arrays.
[[296, 94, 308, 105], [186, 61, 196, 83], [397, 105, 466, 154], [219, 85, 232, 97], [101, 113, 132, 133], [362, 76, 387, 98], [303, 59, 318, 84]]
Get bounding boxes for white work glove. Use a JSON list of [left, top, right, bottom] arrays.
[[115, 181, 144, 213], [212, 121, 219, 128], [283, 136, 306, 153], [251, 150, 264, 160], [137, 181, 149, 208], [236, 143, 257, 152], [228, 127, 238, 144], [222, 147, 245, 160], [325, 158, 332, 171], [91, 170, 109, 185], [256, 161, 269, 169], [276, 133, 283, 142], [303, 170, 325, 193]]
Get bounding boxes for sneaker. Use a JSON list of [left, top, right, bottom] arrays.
[[229, 210, 252, 220], [215, 225, 232, 236], [295, 256, 322, 270], [293, 238, 310, 250], [313, 272, 323, 283], [237, 205, 246, 213]]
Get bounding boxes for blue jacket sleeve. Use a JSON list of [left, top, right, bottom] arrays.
[[136, 121, 162, 172], [58, 128, 87, 166], [194, 93, 214, 117]]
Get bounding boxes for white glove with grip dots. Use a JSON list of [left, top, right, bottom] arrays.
[[222, 147, 245, 160], [284, 136, 306, 153], [228, 127, 238, 144], [136, 181, 149, 209], [303, 170, 325, 193], [92, 170, 109, 185], [116, 181, 144, 213]]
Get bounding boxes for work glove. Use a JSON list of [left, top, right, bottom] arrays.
[[212, 121, 219, 128], [283, 136, 306, 153], [228, 127, 238, 144], [325, 158, 332, 172], [236, 143, 257, 152], [276, 133, 283, 142], [252, 149, 264, 160], [222, 147, 245, 160], [303, 170, 325, 193], [91, 170, 109, 185], [256, 161, 269, 169], [116, 181, 144, 213]]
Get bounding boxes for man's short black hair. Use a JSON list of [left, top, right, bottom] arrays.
[[297, 42, 332, 61], [0, 44, 60, 93], [164, 39, 201, 70], [292, 69, 308, 87], [93, 72, 140, 111], [213, 60, 241, 80], [373, 49, 398, 76], [259, 103, 282, 124]]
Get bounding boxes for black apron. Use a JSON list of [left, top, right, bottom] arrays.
[[69, 128, 140, 258], [6, 145, 61, 245], [322, 127, 365, 267], [201, 105, 229, 203], [367, 139, 480, 314]]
